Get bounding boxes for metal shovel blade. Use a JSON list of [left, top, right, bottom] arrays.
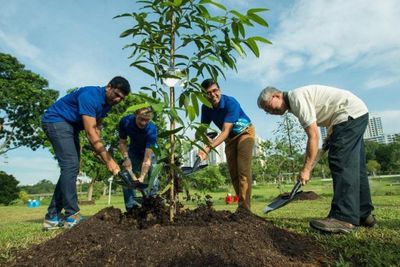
[[263, 180, 302, 214], [181, 156, 207, 175], [115, 170, 148, 190]]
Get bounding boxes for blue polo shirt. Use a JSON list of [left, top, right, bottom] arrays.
[[118, 114, 158, 158], [201, 94, 251, 137], [42, 86, 111, 131]]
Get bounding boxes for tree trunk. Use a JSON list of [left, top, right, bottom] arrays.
[[87, 179, 96, 201]]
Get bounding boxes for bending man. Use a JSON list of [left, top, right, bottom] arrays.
[[257, 84, 375, 233]]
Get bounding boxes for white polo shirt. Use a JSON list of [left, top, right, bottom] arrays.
[[288, 85, 368, 129]]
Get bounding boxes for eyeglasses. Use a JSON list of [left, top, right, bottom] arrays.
[[206, 88, 220, 97], [112, 89, 126, 100]]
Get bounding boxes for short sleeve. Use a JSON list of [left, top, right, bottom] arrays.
[[118, 117, 128, 140], [146, 124, 157, 148], [78, 90, 98, 118], [201, 105, 212, 125]]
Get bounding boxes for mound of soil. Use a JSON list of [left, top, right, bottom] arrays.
[[12, 197, 331, 267], [278, 191, 321, 201], [294, 191, 321, 201]]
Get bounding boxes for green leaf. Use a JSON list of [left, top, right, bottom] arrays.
[[248, 13, 269, 27], [187, 105, 196, 121], [238, 22, 245, 37], [196, 92, 212, 108], [247, 8, 269, 14], [231, 21, 239, 39], [200, 0, 227, 11], [126, 103, 152, 113], [230, 39, 245, 57], [158, 127, 184, 139], [191, 93, 199, 115], [244, 38, 260, 57], [251, 36, 272, 44], [120, 28, 137, 38], [229, 10, 247, 21], [130, 63, 155, 77], [173, 0, 183, 6]]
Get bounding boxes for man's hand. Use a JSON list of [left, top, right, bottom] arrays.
[[197, 150, 208, 161], [122, 157, 132, 170], [106, 159, 120, 176], [137, 175, 145, 183], [298, 169, 312, 186]]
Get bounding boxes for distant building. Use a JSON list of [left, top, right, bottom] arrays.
[[320, 127, 328, 141], [182, 135, 266, 167], [384, 133, 400, 144], [364, 114, 384, 142], [321, 114, 397, 145]]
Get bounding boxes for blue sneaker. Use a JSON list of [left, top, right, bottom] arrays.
[[64, 212, 85, 228], [43, 216, 63, 231]]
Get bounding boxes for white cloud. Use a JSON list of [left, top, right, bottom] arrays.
[[376, 110, 400, 134], [365, 76, 400, 90], [0, 30, 41, 60], [3, 151, 59, 185], [238, 0, 400, 87]]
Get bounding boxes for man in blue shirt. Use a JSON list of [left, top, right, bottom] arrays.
[[118, 106, 158, 213], [41, 76, 131, 230], [198, 79, 255, 211]]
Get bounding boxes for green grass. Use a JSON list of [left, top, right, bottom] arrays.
[[1, 177, 399, 266]]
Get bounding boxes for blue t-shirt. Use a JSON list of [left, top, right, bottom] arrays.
[[201, 94, 251, 137], [42, 86, 111, 131], [118, 114, 158, 157]]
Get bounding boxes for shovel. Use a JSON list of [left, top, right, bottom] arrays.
[[114, 169, 148, 190], [180, 132, 217, 175], [181, 156, 207, 175], [263, 145, 329, 214]]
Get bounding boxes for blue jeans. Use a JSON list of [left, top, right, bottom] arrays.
[[42, 121, 80, 218], [123, 153, 158, 209]]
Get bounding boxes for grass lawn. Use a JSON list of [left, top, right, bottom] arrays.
[[1, 177, 399, 266]]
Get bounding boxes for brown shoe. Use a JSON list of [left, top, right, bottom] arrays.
[[310, 217, 356, 234], [360, 214, 377, 227]]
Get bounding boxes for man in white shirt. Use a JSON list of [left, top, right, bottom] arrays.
[[257, 85, 376, 234]]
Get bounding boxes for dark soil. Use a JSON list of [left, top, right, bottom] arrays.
[[278, 191, 321, 201], [11, 197, 331, 267]]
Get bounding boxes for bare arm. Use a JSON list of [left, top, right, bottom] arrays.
[[83, 115, 120, 175], [198, 122, 233, 160], [298, 122, 319, 185], [138, 148, 153, 182]]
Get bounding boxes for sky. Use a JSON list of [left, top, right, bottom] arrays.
[[1, 0, 399, 185]]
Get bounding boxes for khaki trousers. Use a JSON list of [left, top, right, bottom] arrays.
[[225, 125, 255, 210]]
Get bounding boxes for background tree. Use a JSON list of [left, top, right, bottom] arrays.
[[19, 179, 55, 194], [367, 160, 381, 176], [0, 53, 58, 155], [188, 165, 225, 192], [273, 113, 307, 181], [117, 0, 270, 219], [0, 171, 20, 205]]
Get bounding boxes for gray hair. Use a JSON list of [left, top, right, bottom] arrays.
[[257, 86, 282, 109]]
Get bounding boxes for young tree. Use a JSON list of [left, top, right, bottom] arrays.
[[117, 0, 270, 219], [273, 113, 307, 181], [0, 171, 20, 205], [0, 53, 58, 155]]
